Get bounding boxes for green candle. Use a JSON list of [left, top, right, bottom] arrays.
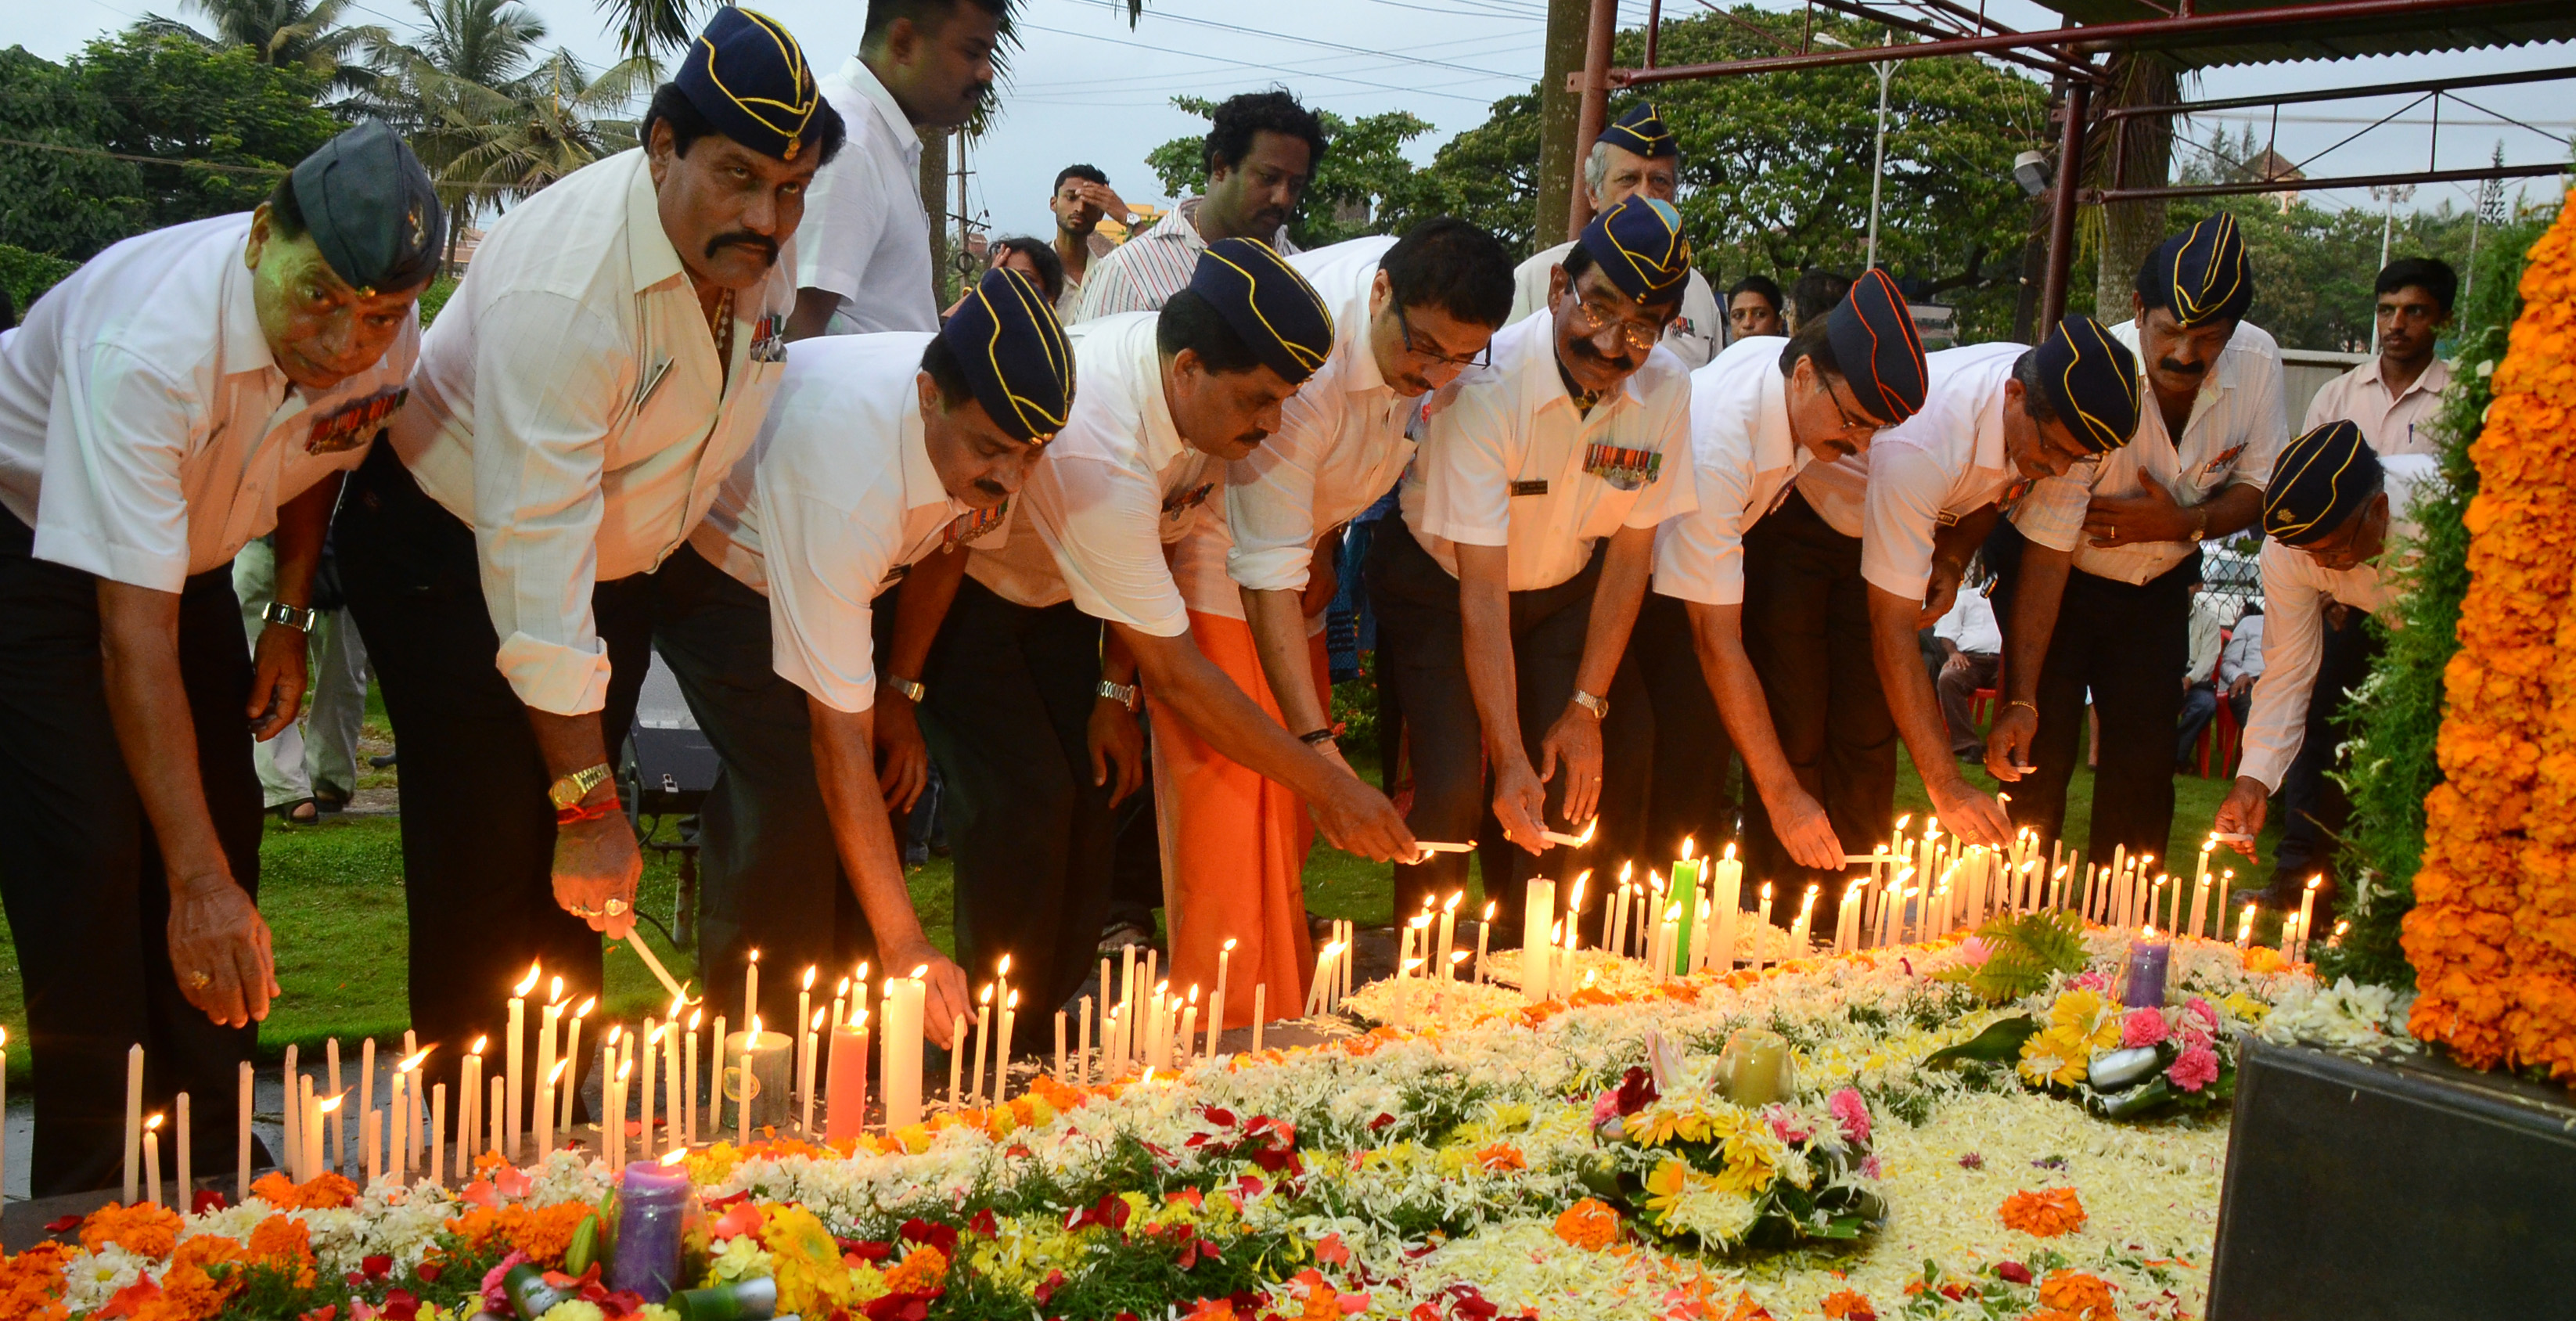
[[1668, 854, 1704, 975]]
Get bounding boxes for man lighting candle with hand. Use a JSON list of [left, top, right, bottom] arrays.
[[0, 120, 439, 1195], [680, 266, 1073, 1045]]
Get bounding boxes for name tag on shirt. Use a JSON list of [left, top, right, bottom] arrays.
[[1509, 479, 1549, 498], [879, 563, 911, 590], [941, 502, 1008, 550], [748, 312, 789, 364], [1162, 481, 1216, 518], [306, 387, 408, 454], [2200, 443, 2246, 477], [1582, 442, 1664, 491]]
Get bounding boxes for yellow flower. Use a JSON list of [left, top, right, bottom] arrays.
[[1624, 1104, 1712, 1146], [2047, 988, 2123, 1052], [2018, 1024, 2091, 1089], [1642, 1157, 1761, 1244]]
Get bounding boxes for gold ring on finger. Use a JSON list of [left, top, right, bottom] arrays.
[[187, 970, 211, 989]]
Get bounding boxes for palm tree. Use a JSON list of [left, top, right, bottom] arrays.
[[137, 0, 387, 93], [358, 0, 554, 271], [426, 49, 653, 203], [592, 0, 700, 68]]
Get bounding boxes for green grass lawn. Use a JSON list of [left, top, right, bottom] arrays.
[[0, 694, 2274, 1084]]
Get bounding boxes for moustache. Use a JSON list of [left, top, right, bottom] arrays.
[[705, 232, 779, 266], [1233, 429, 1270, 449], [972, 477, 1010, 500], [1567, 335, 1638, 373], [2154, 356, 2207, 377]]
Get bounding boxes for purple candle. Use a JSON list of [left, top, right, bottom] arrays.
[[606, 1159, 697, 1301], [2121, 927, 2171, 1009]]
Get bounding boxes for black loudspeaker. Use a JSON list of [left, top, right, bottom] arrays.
[[625, 650, 717, 815], [2209, 1036, 2576, 1319]]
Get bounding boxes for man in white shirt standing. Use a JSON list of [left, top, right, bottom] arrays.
[[1933, 579, 2002, 761], [1365, 196, 1700, 934], [0, 121, 438, 1194], [1635, 277, 1927, 876], [1164, 220, 1516, 1027], [1076, 91, 1324, 322], [1505, 104, 1722, 370], [1764, 314, 2133, 894], [340, 8, 836, 1100], [2303, 257, 2455, 456], [922, 239, 1415, 1046], [674, 268, 1067, 1045], [786, 0, 1002, 339], [2214, 422, 2434, 908], [1989, 216, 2286, 868]]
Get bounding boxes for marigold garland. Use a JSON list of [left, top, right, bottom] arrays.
[[2405, 188, 2576, 1077]]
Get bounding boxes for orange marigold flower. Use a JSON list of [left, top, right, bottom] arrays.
[[1998, 1187, 2087, 1237], [80, 1202, 182, 1258], [1473, 1143, 1526, 1172], [245, 1215, 313, 1265], [250, 1171, 358, 1211], [1552, 1198, 1619, 1251], [443, 1201, 593, 1265], [882, 1244, 949, 1295], [0, 1243, 74, 1321], [2037, 1269, 2118, 1319], [1820, 1287, 1879, 1319]]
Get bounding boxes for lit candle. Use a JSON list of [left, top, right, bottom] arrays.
[[1436, 894, 1460, 981], [459, 1038, 484, 1179], [995, 992, 1018, 1101], [685, 1010, 703, 1145], [310, 1089, 335, 1184], [1522, 877, 1555, 1002], [2294, 876, 2321, 963], [1670, 838, 1702, 973], [2236, 901, 2257, 948], [236, 1059, 250, 1202], [614, 1057, 635, 1169], [883, 969, 927, 1128], [1209, 938, 1236, 1050], [1792, 884, 1818, 955], [826, 1010, 870, 1142], [1476, 902, 1495, 982], [559, 997, 595, 1134], [2123, 925, 2172, 1009], [743, 949, 761, 1046], [662, 997, 683, 1152], [505, 962, 537, 1163], [970, 984, 993, 1104], [398, 1047, 431, 1179], [323, 1038, 342, 1173], [1656, 903, 1678, 979], [795, 966, 816, 1102], [1177, 995, 1197, 1074], [1712, 843, 1744, 971], [707, 1015, 725, 1142], [948, 1013, 967, 1109], [1306, 941, 1333, 1015]]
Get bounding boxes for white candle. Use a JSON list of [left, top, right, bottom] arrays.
[[1251, 984, 1265, 1053], [970, 985, 994, 1104], [355, 1037, 375, 1176], [323, 1038, 341, 1173], [1076, 997, 1092, 1085], [642, 1021, 662, 1150], [684, 1012, 702, 1145], [362, 1099, 380, 1186], [174, 1093, 191, 1204], [458, 1039, 483, 1179], [707, 1015, 725, 1142], [1436, 893, 1460, 980], [795, 966, 816, 1102], [883, 970, 926, 1128], [735, 1045, 752, 1148], [1522, 878, 1555, 1002], [948, 1013, 968, 1109], [430, 1084, 445, 1190], [1792, 884, 1817, 955], [743, 949, 761, 1046], [559, 997, 594, 1134], [995, 992, 1017, 1101], [1713, 843, 1745, 970], [123, 1043, 145, 1202], [1056, 1010, 1069, 1078], [1476, 903, 1495, 982], [235, 1059, 250, 1201], [1306, 941, 1334, 1015], [142, 1112, 162, 1207], [1209, 938, 1236, 1054], [2294, 876, 2321, 962], [2237, 901, 2257, 948], [1754, 884, 1774, 971], [534, 992, 560, 1161], [505, 961, 538, 1162], [662, 1007, 682, 1153], [1177, 1001, 1196, 1074], [488, 1075, 503, 1164]]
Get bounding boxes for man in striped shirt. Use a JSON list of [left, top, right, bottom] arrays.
[[1073, 90, 1324, 322]]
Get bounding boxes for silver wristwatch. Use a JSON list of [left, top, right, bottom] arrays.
[[1569, 687, 1610, 720], [888, 675, 927, 704], [262, 601, 318, 632], [1096, 678, 1139, 711]]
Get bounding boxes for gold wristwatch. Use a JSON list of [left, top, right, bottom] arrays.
[[548, 762, 615, 811]]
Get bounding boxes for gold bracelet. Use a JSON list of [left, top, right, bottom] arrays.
[[2009, 699, 2038, 714]]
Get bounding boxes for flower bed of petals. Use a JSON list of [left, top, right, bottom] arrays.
[[4, 929, 2374, 1321], [2406, 186, 2576, 1077]]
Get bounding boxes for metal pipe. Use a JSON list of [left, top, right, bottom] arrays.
[[1646, 0, 1662, 69], [1568, 0, 1619, 242], [1614, 0, 2533, 85], [2097, 62, 2576, 119], [2093, 160, 2566, 203], [2041, 79, 2091, 329], [1798, 0, 2096, 81]]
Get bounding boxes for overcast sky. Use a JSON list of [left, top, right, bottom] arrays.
[[12, 0, 2571, 238]]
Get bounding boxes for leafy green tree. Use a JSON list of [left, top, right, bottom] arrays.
[[0, 45, 147, 259], [139, 0, 387, 94], [1142, 96, 1435, 250], [80, 31, 345, 232], [1378, 90, 1542, 254]]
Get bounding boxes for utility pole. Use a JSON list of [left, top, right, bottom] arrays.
[[919, 129, 951, 304], [957, 129, 975, 288], [1534, 0, 1590, 254], [1865, 34, 1895, 271]]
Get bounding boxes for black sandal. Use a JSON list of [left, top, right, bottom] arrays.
[[314, 786, 351, 813], [272, 798, 318, 824]]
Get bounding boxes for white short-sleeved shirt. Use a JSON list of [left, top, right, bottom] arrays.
[[1166, 234, 1409, 624], [2302, 354, 2452, 457], [0, 213, 416, 590], [2010, 319, 2288, 585], [1798, 342, 2036, 599], [1401, 308, 1697, 592], [2236, 452, 2434, 790], [687, 333, 1010, 713], [793, 57, 938, 336], [390, 148, 797, 716], [1935, 582, 2002, 655], [1506, 240, 1722, 370], [1651, 335, 1804, 607], [965, 311, 1218, 636]]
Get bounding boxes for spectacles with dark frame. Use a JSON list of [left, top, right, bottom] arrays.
[[1822, 379, 1876, 437], [1563, 293, 1670, 355], [1397, 310, 1491, 369]]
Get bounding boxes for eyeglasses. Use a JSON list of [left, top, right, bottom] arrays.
[[1822, 380, 1876, 437], [1563, 295, 1669, 355], [1398, 311, 1491, 369]]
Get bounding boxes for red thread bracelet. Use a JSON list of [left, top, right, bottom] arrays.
[[555, 795, 622, 826]]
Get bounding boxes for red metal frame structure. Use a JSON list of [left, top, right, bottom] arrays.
[[1570, 0, 2576, 326]]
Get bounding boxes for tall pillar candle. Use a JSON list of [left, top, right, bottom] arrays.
[[882, 972, 925, 1128], [1669, 842, 1703, 974], [826, 1014, 869, 1141], [1521, 878, 1555, 1002]]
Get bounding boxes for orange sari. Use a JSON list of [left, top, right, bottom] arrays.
[[1148, 612, 1329, 1029]]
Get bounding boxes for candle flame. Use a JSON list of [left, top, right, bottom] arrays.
[[549, 976, 563, 1003], [470, 1035, 487, 1056], [1619, 860, 1633, 881], [651, 1023, 671, 1043], [1760, 882, 1772, 899], [1451, 950, 1469, 965], [910, 964, 929, 980], [1409, 913, 1432, 929], [748, 1016, 761, 1037], [605, 1024, 622, 1045], [513, 963, 542, 996], [688, 1010, 702, 1030], [1679, 836, 1696, 862], [1484, 902, 1496, 920], [1221, 937, 1238, 951], [318, 1092, 345, 1113], [1007, 990, 1019, 1009], [801, 966, 817, 990], [856, 962, 870, 982], [549, 1060, 567, 1082], [1894, 815, 1912, 832], [1186, 985, 1199, 1004], [2305, 874, 2322, 891], [669, 990, 686, 1017], [979, 984, 993, 1005], [146, 1112, 163, 1130], [574, 996, 596, 1019], [660, 1146, 689, 1166], [836, 977, 850, 996], [1442, 891, 1462, 912], [1576, 819, 1598, 846], [2141, 925, 2156, 938], [1665, 905, 1681, 921], [617, 1059, 632, 1080], [2203, 838, 2217, 852], [747, 948, 761, 964], [996, 954, 1012, 977], [811, 1008, 826, 1030], [1154, 980, 1168, 995], [398, 1047, 433, 1072]]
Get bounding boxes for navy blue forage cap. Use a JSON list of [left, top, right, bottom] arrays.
[[1578, 196, 1693, 304], [290, 119, 443, 294], [675, 6, 825, 162], [943, 267, 1075, 444], [1188, 238, 1335, 385], [1597, 103, 1678, 160], [2142, 213, 2254, 328], [2263, 420, 2382, 546], [2031, 314, 2142, 453], [1823, 268, 1927, 425]]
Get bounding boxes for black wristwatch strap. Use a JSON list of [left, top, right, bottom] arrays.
[[1297, 728, 1336, 746]]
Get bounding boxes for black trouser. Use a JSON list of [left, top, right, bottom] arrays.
[[0, 511, 264, 1196], [1365, 517, 1617, 941], [340, 445, 632, 1124], [2176, 681, 2249, 768], [2272, 607, 2381, 898], [1740, 489, 1890, 902], [914, 576, 1115, 1052], [1598, 591, 1737, 880], [2008, 557, 2195, 866]]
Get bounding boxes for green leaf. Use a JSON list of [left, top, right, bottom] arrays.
[[1934, 911, 2089, 1004], [1923, 1015, 2042, 1069]]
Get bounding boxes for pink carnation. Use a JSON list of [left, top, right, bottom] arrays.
[[1958, 937, 1995, 967], [1765, 1104, 1814, 1144], [2070, 970, 2110, 992], [478, 1251, 530, 1314], [1829, 1087, 1873, 1146], [2121, 1008, 2171, 1049], [1592, 1089, 1623, 1132], [2168, 1040, 2220, 1092], [2185, 996, 2220, 1029]]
